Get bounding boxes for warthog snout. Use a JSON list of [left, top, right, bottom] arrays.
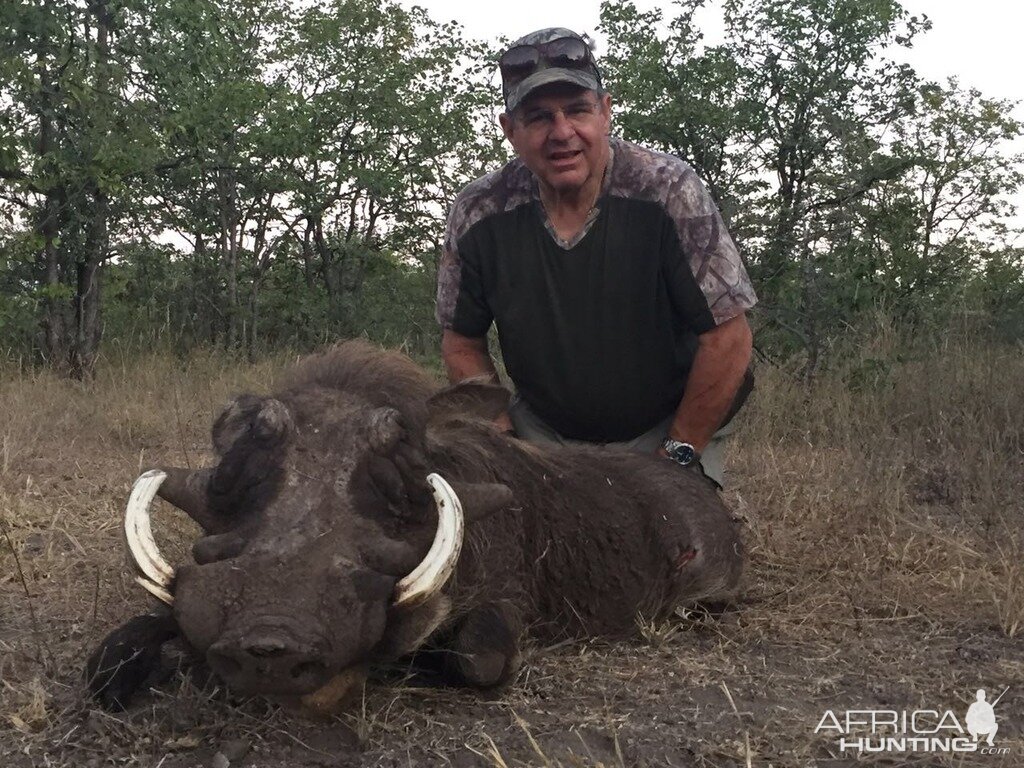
[[207, 627, 328, 695]]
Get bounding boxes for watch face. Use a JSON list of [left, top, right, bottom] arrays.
[[664, 440, 696, 466], [675, 444, 696, 465]]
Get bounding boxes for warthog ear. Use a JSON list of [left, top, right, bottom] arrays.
[[427, 379, 511, 422], [156, 467, 232, 534], [448, 481, 515, 524], [155, 467, 256, 536], [212, 395, 292, 455]]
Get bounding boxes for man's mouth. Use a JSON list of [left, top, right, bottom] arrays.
[[548, 149, 582, 165]]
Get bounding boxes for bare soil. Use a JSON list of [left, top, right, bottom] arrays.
[[1, 341, 1022, 767]]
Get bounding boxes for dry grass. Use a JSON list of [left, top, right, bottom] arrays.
[[1, 333, 1022, 767]]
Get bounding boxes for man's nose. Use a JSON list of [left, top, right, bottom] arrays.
[[549, 110, 575, 140]]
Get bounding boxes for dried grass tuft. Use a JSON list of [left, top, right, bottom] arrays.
[[990, 537, 1024, 638], [5, 678, 51, 734]]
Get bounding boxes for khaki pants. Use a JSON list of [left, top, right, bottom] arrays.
[[508, 396, 735, 488]]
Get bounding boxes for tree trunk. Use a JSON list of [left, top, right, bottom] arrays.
[[301, 221, 316, 290], [71, 184, 107, 378], [191, 231, 208, 344], [312, 217, 350, 333], [218, 169, 240, 348], [34, 27, 66, 369], [800, 241, 820, 386], [246, 280, 259, 363], [37, 190, 65, 367], [66, 1, 113, 379]]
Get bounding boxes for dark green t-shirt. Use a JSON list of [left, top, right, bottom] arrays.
[[436, 138, 757, 443]]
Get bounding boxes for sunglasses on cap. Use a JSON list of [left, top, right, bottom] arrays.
[[498, 36, 601, 89]]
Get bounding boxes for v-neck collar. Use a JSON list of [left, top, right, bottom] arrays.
[[534, 141, 616, 250]]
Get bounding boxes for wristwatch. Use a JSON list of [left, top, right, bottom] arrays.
[[662, 438, 700, 467]]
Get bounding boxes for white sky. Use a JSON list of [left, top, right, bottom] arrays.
[[407, 0, 1023, 103], [404, 0, 1024, 234]]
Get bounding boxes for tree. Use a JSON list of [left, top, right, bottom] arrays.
[[599, 0, 1022, 370], [599, 0, 765, 227], [0, 0, 163, 376], [1, 0, 499, 365], [274, 0, 494, 340]]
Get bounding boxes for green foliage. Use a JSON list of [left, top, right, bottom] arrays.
[[0, 228, 39, 352], [967, 247, 1024, 341], [96, 243, 439, 357], [0, 0, 499, 366]]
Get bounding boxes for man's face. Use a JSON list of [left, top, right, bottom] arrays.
[[500, 84, 612, 195]]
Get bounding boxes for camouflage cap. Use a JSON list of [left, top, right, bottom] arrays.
[[500, 28, 602, 113]]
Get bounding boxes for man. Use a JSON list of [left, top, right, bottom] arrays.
[[966, 689, 999, 746], [435, 28, 756, 487]]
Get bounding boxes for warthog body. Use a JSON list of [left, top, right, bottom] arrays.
[[88, 341, 742, 710]]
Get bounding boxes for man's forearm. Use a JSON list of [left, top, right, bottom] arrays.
[[441, 329, 499, 384], [667, 313, 753, 453]]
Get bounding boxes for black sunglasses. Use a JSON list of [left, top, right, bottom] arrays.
[[498, 37, 600, 87]]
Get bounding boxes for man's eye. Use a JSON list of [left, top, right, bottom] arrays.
[[525, 112, 552, 125]]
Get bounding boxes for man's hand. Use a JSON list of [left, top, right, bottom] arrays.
[[442, 330, 516, 436]]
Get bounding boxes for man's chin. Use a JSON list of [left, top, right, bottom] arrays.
[[542, 169, 589, 195]]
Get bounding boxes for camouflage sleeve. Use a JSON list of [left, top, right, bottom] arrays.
[[665, 168, 757, 327], [435, 201, 463, 330], [435, 193, 493, 336]]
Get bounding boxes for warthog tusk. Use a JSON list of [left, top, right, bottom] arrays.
[[393, 473, 464, 607], [124, 469, 176, 605]]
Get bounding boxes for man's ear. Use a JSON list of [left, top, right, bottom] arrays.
[[499, 111, 515, 143], [427, 378, 511, 422], [600, 93, 613, 133]]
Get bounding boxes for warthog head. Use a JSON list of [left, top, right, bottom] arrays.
[[124, 344, 510, 699]]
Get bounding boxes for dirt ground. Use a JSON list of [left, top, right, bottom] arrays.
[[1, 341, 1022, 767]]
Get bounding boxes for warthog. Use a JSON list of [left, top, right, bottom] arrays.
[[87, 341, 743, 711]]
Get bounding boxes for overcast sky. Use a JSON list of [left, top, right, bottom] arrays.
[[402, 0, 1023, 232]]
